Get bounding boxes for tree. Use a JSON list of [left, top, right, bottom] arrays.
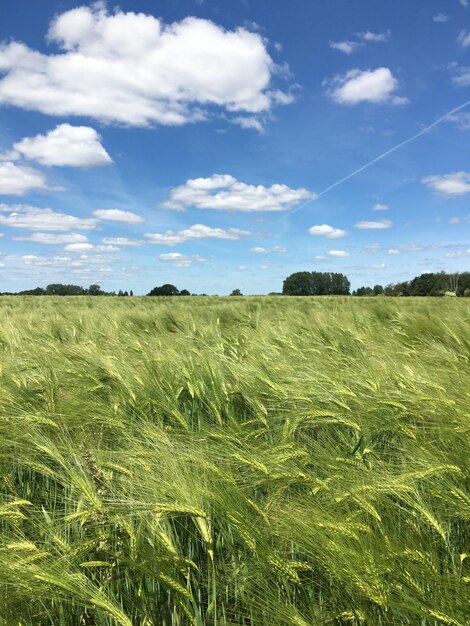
[[282, 272, 350, 296], [230, 289, 242, 296], [45, 284, 87, 296], [88, 283, 103, 296], [282, 272, 314, 296], [147, 284, 179, 296], [179, 289, 190, 296], [373, 284, 384, 296]]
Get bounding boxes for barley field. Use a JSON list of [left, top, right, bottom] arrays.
[[0, 296, 469, 626]]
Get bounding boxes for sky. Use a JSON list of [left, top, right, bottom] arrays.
[[0, 0, 469, 295]]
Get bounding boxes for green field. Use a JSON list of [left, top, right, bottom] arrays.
[[0, 296, 469, 625]]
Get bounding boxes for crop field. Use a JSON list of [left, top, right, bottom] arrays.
[[0, 296, 469, 626]]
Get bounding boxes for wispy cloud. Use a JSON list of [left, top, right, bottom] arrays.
[[249, 246, 287, 253], [158, 252, 206, 267], [355, 219, 392, 229], [145, 224, 251, 245], [0, 204, 97, 231], [328, 249, 351, 258], [458, 30, 470, 47]]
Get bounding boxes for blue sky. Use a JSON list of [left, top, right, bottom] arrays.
[[0, 0, 469, 294]]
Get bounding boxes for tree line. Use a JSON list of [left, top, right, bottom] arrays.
[[0, 284, 133, 297], [352, 272, 470, 298], [1, 271, 469, 297]]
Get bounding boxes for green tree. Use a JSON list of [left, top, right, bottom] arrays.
[[283, 272, 350, 296], [179, 289, 191, 296], [147, 284, 179, 296], [373, 284, 384, 296], [88, 284, 103, 296], [230, 289, 242, 296]]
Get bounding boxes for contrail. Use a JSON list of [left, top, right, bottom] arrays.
[[288, 99, 470, 215]]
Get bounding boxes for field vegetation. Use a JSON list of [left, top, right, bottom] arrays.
[[0, 296, 469, 625]]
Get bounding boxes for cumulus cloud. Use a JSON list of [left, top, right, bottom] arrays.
[[145, 223, 250, 245], [0, 204, 97, 230], [0, 5, 291, 126], [422, 172, 470, 196], [13, 232, 89, 244], [328, 67, 406, 105], [162, 174, 315, 212], [433, 14, 449, 22], [0, 162, 54, 195], [249, 246, 287, 253], [372, 203, 389, 211], [327, 249, 351, 258], [8, 124, 112, 167], [93, 209, 145, 223], [308, 224, 347, 238], [158, 252, 206, 267], [354, 219, 392, 229]]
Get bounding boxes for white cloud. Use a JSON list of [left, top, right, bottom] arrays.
[[370, 262, 386, 269], [93, 209, 145, 224], [13, 232, 89, 244], [446, 112, 470, 129], [433, 14, 449, 22], [249, 246, 287, 253], [63, 243, 119, 253], [329, 41, 361, 54], [422, 172, 470, 196], [0, 204, 97, 230], [0, 5, 291, 127], [101, 237, 142, 246], [328, 249, 351, 258], [372, 203, 389, 211], [9, 124, 112, 167], [355, 219, 392, 229], [329, 31, 389, 54], [450, 64, 470, 86], [145, 223, 250, 245], [446, 249, 470, 257], [308, 224, 347, 238], [386, 248, 400, 255], [162, 174, 315, 212], [458, 30, 470, 47], [0, 162, 53, 195], [359, 31, 390, 42], [232, 116, 265, 133], [158, 252, 206, 267], [328, 67, 405, 105]]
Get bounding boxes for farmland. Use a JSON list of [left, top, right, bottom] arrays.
[[0, 296, 469, 625]]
